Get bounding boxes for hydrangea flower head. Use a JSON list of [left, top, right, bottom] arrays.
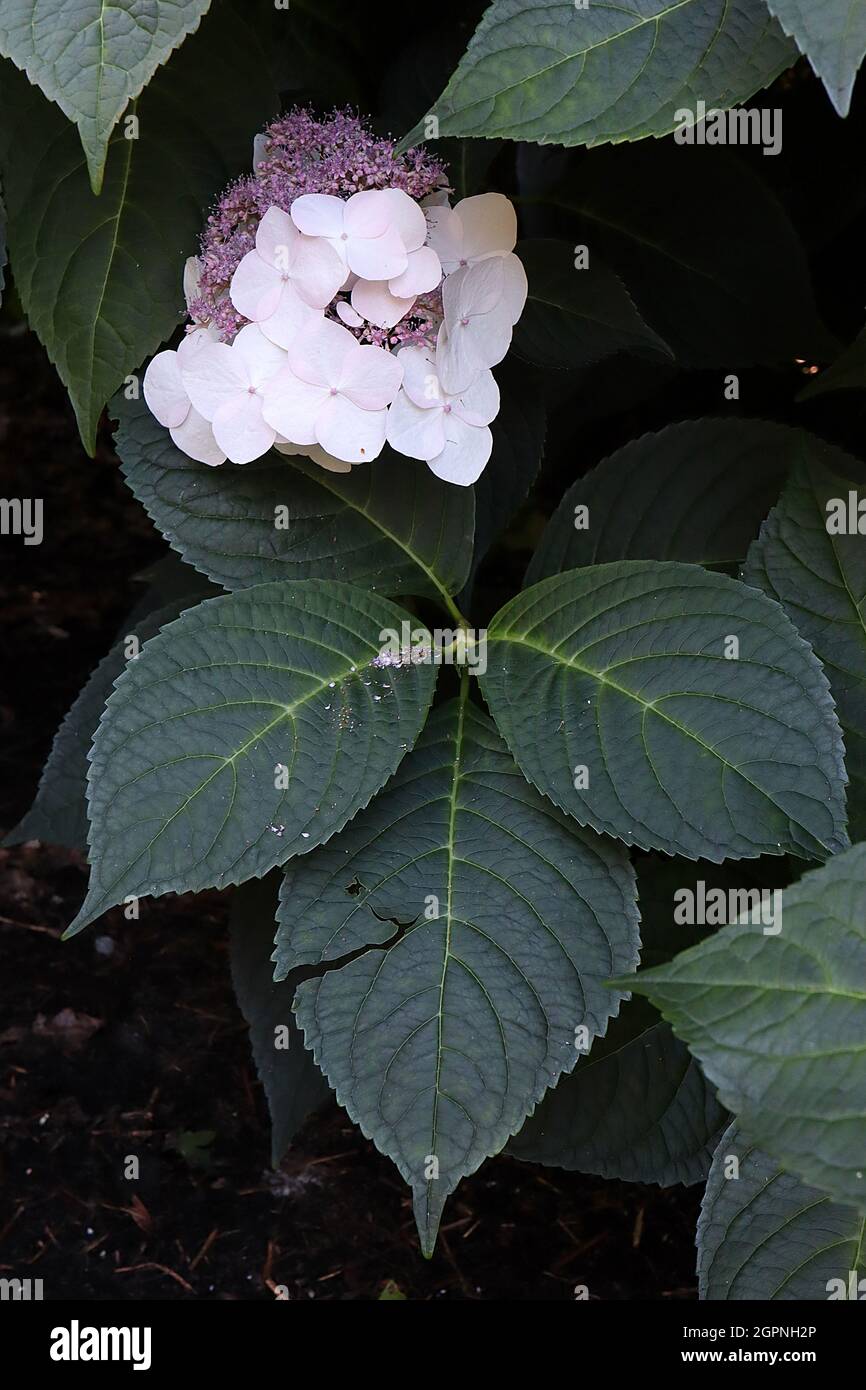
[[143, 108, 527, 484]]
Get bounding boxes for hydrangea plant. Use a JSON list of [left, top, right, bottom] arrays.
[[3, 0, 866, 1299]]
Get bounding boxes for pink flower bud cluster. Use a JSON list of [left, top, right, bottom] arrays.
[[190, 108, 448, 344]]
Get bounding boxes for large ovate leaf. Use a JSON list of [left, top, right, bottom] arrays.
[[479, 561, 849, 861], [525, 418, 796, 586], [274, 695, 639, 1255], [513, 239, 671, 371], [229, 875, 331, 1165], [65, 580, 437, 936], [698, 1125, 866, 1300], [766, 0, 866, 117], [403, 0, 796, 149], [0, 6, 276, 452], [627, 844, 866, 1212], [114, 394, 474, 600], [508, 999, 726, 1186], [745, 446, 866, 839], [532, 144, 835, 369], [0, 0, 213, 194]]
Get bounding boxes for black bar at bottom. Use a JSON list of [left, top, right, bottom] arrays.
[[0, 1295, 859, 1375]]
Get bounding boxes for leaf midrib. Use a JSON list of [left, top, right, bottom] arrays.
[[489, 626, 837, 852], [296, 455, 465, 609], [424, 679, 469, 1233], [439, 0, 696, 125], [78, 638, 387, 929]]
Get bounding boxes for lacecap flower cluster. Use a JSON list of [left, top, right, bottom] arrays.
[[143, 109, 527, 486]]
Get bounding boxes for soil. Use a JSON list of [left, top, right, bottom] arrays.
[[0, 331, 704, 1301]]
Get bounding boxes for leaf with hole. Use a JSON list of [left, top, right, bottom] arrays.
[[274, 695, 639, 1254]]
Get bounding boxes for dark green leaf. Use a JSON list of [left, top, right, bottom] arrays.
[[699, 1124, 866, 1300], [509, 999, 726, 1186], [66, 580, 437, 936], [274, 695, 639, 1254], [766, 0, 866, 116], [744, 444, 866, 839], [513, 239, 671, 371], [480, 561, 849, 861], [403, 0, 796, 149], [534, 144, 835, 368], [115, 393, 474, 600], [525, 418, 796, 586], [508, 852, 793, 1184], [0, 7, 276, 451], [626, 844, 866, 1212], [229, 875, 331, 1164], [0, 0, 213, 193]]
